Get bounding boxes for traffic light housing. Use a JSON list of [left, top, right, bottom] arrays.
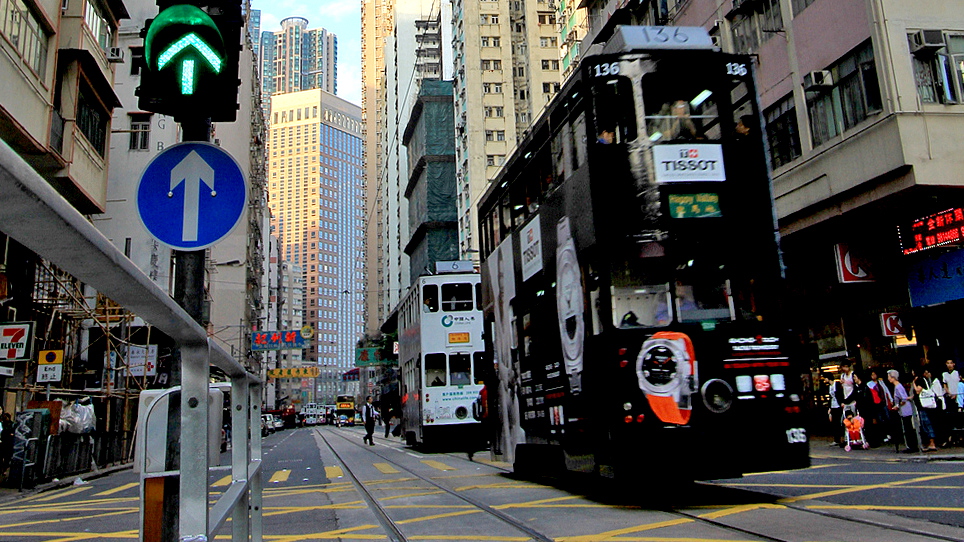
[[137, 0, 242, 122]]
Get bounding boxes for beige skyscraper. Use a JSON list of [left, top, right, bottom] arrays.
[[267, 89, 365, 403]]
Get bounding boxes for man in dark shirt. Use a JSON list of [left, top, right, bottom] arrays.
[[362, 396, 376, 445]]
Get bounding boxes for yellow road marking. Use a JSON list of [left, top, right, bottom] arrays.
[[33, 487, 92, 502], [809, 504, 964, 512], [395, 509, 482, 524], [456, 482, 546, 492], [268, 469, 291, 483], [93, 483, 138, 496], [421, 460, 456, 471], [0, 530, 139, 541], [325, 466, 344, 478], [697, 503, 786, 519], [0, 508, 136, 529], [212, 475, 233, 487], [378, 490, 446, 500], [779, 472, 964, 503], [374, 463, 400, 474], [558, 517, 694, 542]]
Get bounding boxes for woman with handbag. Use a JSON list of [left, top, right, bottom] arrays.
[[913, 366, 943, 452]]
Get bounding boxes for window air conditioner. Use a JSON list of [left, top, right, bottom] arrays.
[[910, 29, 945, 56], [107, 47, 123, 62], [804, 70, 833, 91]]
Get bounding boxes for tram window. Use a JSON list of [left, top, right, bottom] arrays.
[[425, 353, 446, 386], [675, 256, 732, 322], [643, 72, 722, 142], [476, 283, 483, 311], [610, 251, 672, 328], [442, 282, 474, 311], [423, 285, 439, 312], [592, 77, 637, 144], [450, 353, 472, 386], [473, 352, 487, 384]]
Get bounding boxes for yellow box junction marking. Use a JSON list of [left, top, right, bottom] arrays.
[[778, 472, 964, 504], [421, 459, 456, 471], [374, 462, 400, 474], [94, 482, 139, 496], [325, 465, 344, 478], [212, 475, 233, 487], [33, 486, 92, 502], [268, 469, 291, 483]]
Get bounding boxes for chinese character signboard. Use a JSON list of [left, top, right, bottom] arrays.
[[899, 207, 964, 255], [251, 329, 311, 351], [668, 193, 721, 218], [37, 349, 63, 383], [267, 367, 320, 379], [355, 347, 391, 367], [0, 322, 35, 362]]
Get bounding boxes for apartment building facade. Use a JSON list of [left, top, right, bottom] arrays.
[[578, 0, 964, 372], [452, 0, 565, 257]]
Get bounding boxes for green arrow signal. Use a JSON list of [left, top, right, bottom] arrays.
[[157, 32, 223, 95]]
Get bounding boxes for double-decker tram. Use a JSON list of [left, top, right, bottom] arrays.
[[477, 26, 809, 483], [398, 265, 486, 448]]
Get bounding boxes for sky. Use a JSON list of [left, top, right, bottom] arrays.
[[252, 0, 363, 106]]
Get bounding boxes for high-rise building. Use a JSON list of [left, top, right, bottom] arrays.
[[250, 9, 261, 60], [266, 89, 365, 403], [261, 17, 338, 100], [451, 0, 565, 258], [363, 0, 454, 332]]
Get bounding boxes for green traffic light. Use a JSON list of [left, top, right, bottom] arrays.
[[145, 5, 225, 95]]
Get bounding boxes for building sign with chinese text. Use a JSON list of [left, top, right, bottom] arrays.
[[251, 329, 310, 351], [899, 207, 964, 255], [355, 347, 388, 367], [267, 367, 321, 379], [668, 193, 721, 218]]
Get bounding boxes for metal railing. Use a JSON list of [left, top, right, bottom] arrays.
[[0, 139, 262, 540]]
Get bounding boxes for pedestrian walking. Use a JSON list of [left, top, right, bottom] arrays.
[[361, 396, 377, 446], [888, 370, 918, 453], [913, 366, 943, 452]]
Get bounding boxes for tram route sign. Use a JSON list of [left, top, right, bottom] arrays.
[[137, 142, 247, 251]]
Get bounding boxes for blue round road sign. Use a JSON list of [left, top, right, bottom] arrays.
[[137, 142, 247, 250]]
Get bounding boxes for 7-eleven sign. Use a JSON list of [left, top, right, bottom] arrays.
[[0, 322, 35, 362]]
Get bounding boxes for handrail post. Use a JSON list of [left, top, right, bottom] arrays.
[[180, 341, 210, 540]]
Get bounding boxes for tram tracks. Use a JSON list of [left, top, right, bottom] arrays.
[[314, 427, 960, 542], [316, 427, 555, 542]]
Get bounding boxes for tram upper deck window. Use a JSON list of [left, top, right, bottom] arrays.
[[643, 71, 721, 142], [592, 77, 637, 144], [442, 282, 474, 311], [423, 284, 439, 312], [426, 353, 446, 386]]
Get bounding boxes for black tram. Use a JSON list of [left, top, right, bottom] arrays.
[[477, 26, 809, 483]]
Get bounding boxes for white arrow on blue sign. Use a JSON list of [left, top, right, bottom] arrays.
[[137, 142, 247, 250]]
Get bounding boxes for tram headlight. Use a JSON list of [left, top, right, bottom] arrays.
[[700, 378, 734, 414], [622, 402, 632, 411], [455, 406, 469, 420]]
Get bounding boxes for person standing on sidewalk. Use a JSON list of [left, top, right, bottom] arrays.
[[888, 370, 918, 453], [361, 396, 377, 446]]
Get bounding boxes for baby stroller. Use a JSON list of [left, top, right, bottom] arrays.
[[843, 407, 870, 451]]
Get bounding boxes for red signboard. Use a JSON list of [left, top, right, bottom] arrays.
[[880, 312, 905, 337], [835, 243, 875, 283], [899, 207, 964, 255]]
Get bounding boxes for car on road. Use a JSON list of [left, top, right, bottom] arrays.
[[261, 414, 276, 435]]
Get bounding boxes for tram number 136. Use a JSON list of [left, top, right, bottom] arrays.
[[726, 62, 748, 76], [786, 427, 807, 444], [591, 62, 620, 77]]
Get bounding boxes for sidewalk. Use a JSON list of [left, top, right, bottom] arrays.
[[810, 435, 964, 462]]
